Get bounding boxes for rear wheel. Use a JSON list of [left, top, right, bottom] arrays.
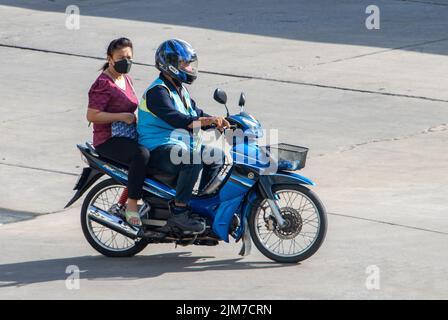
[[249, 184, 327, 263], [80, 179, 148, 257]]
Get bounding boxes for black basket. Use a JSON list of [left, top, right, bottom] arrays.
[[263, 143, 309, 171]]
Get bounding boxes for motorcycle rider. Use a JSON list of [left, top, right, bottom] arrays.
[[137, 39, 229, 233]]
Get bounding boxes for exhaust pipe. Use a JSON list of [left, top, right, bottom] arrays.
[[87, 206, 140, 239]]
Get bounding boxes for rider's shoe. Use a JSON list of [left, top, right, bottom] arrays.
[[167, 201, 206, 234]]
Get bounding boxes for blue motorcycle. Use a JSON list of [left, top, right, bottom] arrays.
[[65, 89, 327, 263]]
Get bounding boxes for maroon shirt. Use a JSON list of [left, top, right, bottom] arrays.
[[88, 73, 139, 147]]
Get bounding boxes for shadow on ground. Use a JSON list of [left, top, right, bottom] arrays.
[[0, 208, 38, 225], [0, 252, 295, 287]]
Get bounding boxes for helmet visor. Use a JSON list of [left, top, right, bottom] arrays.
[[178, 57, 198, 77]]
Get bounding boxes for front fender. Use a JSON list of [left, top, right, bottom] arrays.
[[241, 171, 315, 221], [267, 171, 316, 186]]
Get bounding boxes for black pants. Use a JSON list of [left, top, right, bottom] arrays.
[[148, 144, 223, 204], [96, 137, 150, 200]]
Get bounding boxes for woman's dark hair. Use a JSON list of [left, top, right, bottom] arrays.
[[101, 37, 133, 71]]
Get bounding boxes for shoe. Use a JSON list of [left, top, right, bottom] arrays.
[[168, 201, 206, 233]]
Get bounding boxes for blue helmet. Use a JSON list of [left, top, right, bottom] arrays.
[[155, 39, 198, 84]]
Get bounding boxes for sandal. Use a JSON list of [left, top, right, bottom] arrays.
[[124, 211, 142, 227]]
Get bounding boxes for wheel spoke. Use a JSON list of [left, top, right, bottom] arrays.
[[288, 239, 293, 254], [262, 231, 274, 243]]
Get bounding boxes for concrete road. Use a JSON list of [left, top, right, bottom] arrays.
[[0, 0, 447, 299]]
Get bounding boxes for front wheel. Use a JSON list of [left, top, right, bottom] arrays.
[[248, 184, 327, 263]]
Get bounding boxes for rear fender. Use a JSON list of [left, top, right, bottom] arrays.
[[64, 167, 103, 208]]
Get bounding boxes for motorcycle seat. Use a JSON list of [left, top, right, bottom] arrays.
[[85, 142, 177, 188]]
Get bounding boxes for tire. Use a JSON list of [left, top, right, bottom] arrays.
[[80, 178, 148, 257], [248, 184, 327, 263]]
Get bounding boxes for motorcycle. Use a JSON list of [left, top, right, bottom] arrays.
[[65, 88, 327, 263]]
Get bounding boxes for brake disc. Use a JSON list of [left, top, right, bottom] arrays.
[[273, 207, 303, 240]]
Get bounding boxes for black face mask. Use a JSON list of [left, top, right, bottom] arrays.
[[113, 58, 132, 74]]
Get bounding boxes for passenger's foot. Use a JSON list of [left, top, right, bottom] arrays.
[[124, 211, 142, 227], [168, 202, 205, 233]]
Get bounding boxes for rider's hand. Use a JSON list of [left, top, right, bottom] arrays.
[[196, 117, 216, 128], [213, 117, 230, 130], [192, 116, 231, 130], [121, 113, 136, 124]]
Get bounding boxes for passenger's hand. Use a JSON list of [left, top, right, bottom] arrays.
[[122, 113, 136, 124]]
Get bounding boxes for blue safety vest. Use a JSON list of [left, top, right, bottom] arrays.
[[137, 77, 198, 151]]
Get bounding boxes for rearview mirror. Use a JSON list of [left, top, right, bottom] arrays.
[[213, 88, 227, 105], [238, 92, 246, 107]]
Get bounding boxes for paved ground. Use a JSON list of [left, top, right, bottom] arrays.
[[0, 0, 447, 299]]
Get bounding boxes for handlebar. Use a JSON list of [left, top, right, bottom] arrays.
[[201, 124, 216, 130], [202, 124, 238, 131]]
